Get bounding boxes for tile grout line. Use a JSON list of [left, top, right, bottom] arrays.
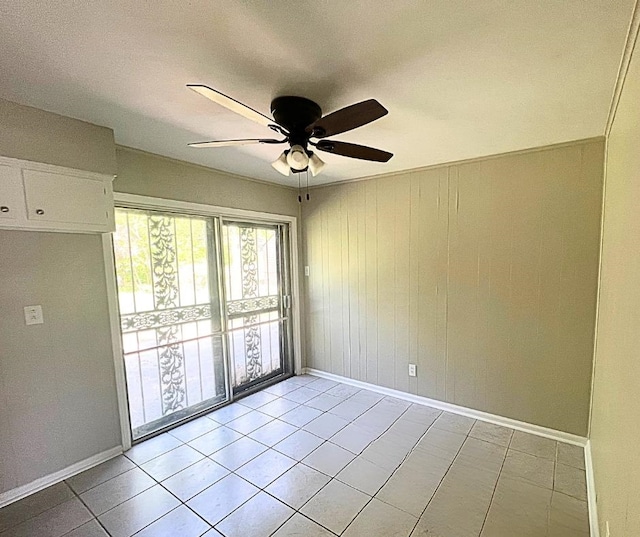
[[260, 393, 414, 535], [553, 439, 559, 491], [9, 376, 575, 537], [75, 463, 212, 536], [549, 439, 559, 529], [123, 379, 329, 472], [314, 401, 442, 535], [150, 469, 219, 537], [0, 385, 313, 535], [104, 441, 224, 535], [268, 382, 382, 458], [4, 379, 454, 534], [123, 381, 440, 536], [276, 390, 398, 477], [0, 379, 367, 535], [131, 378, 357, 536], [477, 430, 515, 536], [326, 424, 410, 532], [62, 481, 112, 537], [406, 423, 475, 536], [68, 393, 300, 534], [340, 409, 444, 535], [204, 379, 374, 536], [0, 483, 79, 536], [370, 419, 480, 520], [272, 510, 340, 536]]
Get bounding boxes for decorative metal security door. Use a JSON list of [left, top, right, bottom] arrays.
[[113, 208, 228, 440], [222, 221, 292, 394]]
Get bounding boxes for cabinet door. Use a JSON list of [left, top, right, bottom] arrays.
[[0, 165, 26, 221], [23, 169, 109, 228]]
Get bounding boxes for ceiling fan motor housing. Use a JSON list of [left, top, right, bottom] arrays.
[[270, 96, 322, 149]]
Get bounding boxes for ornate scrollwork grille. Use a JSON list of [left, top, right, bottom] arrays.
[[121, 305, 212, 332], [227, 296, 278, 317], [223, 222, 283, 388], [113, 208, 221, 434], [240, 226, 263, 382], [148, 214, 186, 415]]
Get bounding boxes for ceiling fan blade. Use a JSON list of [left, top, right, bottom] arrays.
[[307, 99, 388, 138], [187, 84, 275, 128], [188, 138, 283, 148], [315, 140, 393, 162]]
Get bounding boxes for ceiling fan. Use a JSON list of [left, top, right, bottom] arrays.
[[187, 84, 393, 177]]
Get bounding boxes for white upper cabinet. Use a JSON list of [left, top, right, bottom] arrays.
[[23, 170, 111, 227], [0, 157, 114, 233], [0, 165, 24, 221]]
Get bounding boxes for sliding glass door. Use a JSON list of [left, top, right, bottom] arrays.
[[112, 207, 292, 441], [222, 221, 292, 394]]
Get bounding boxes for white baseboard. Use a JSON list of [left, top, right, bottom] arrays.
[[303, 368, 587, 447], [584, 440, 600, 537], [0, 446, 123, 509]]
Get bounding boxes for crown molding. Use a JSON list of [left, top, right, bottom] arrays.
[[307, 136, 605, 191]]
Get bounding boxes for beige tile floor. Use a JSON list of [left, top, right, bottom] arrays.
[[0, 374, 590, 537]]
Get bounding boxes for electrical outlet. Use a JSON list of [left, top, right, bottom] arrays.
[[605, 521, 610, 537], [304, 266, 310, 277], [24, 305, 44, 325], [409, 364, 417, 377]]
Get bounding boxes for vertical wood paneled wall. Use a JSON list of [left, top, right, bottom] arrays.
[[302, 139, 604, 436]]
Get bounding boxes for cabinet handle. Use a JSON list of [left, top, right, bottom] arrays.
[[0, 206, 9, 213], [36, 209, 45, 215]]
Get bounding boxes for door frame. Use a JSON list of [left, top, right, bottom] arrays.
[[102, 193, 302, 450]]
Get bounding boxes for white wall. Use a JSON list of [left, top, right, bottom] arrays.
[[0, 231, 121, 494], [589, 20, 640, 536], [0, 99, 121, 496], [114, 146, 299, 218], [0, 99, 117, 175]]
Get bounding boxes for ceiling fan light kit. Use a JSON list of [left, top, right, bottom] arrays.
[[286, 144, 309, 171], [270, 148, 325, 177], [308, 153, 325, 176], [271, 151, 291, 175], [186, 84, 393, 183]]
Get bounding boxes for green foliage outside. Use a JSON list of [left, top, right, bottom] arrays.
[[113, 209, 212, 306]]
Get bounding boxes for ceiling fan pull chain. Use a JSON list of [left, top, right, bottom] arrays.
[[298, 172, 302, 203], [306, 169, 310, 201]]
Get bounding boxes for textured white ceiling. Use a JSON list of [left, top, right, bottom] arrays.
[[0, 1, 634, 186]]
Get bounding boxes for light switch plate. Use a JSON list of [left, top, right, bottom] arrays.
[[24, 305, 44, 325]]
